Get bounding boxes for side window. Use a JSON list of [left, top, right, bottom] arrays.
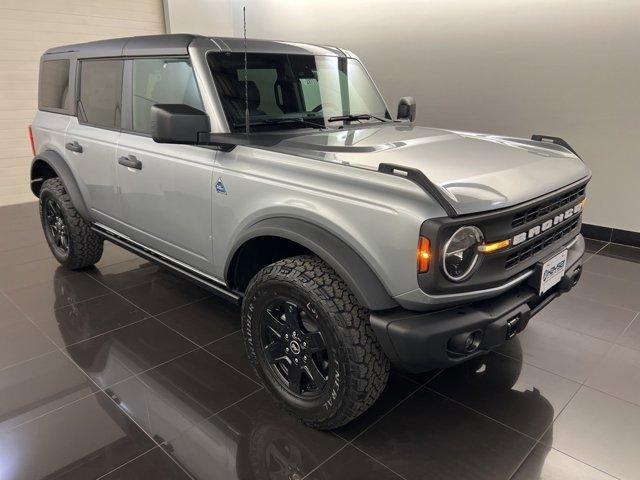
[[132, 58, 203, 135], [40, 59, 70, 110], [79, 59, 123, 129]]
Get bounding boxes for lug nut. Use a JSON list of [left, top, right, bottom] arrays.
[[294, 358, 299, 364], [285, 333, 289, 339], [303, 355, 307, 362], [285, 347, 289, 353], [302, 342, 307, 348]]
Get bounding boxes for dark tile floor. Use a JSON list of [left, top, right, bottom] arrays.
[[1, 202, 639, 480]]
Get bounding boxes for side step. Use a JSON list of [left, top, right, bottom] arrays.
[[91, 224, 241, 305]]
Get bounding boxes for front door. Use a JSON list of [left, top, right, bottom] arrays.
[[115, 57, 214, 272], [65, 59, 123, 226]]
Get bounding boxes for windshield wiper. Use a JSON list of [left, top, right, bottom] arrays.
[[234, 117, 325, 130], [327, 113, 390, 123]]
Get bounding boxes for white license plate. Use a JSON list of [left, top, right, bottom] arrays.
[[539, 249, 568, 294]]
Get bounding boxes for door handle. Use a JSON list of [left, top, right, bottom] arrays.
[[65, 141, 83, 153], [118, 155, 142, 170]]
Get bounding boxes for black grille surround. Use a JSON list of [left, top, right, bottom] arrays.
[[506, 216, 580, 269], [512, 185, 586, 228], [418, 177, 589, 295]]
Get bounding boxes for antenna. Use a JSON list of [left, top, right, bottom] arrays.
[[243, 6, 249, 136]]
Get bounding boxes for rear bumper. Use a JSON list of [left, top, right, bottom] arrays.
[[370, 235, 584, 372]]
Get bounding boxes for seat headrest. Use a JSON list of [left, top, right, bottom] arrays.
[[245, 81, 260, 110]]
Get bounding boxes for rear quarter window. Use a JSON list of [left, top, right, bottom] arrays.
[[39, 59, 70, 110], [79, 59, 124, 129]]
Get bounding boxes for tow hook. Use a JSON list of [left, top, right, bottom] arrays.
[[506, 316, 520, 340], [572, 266, 582, 286], [558, 266, 582, 292]]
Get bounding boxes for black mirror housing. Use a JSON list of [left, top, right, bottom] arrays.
[[397, 96, 416, 122], [151, 104, 211, 144]]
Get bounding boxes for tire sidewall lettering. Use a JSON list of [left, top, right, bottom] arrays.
[[322, 357, 341, 411], [242, 279, 346, 418]]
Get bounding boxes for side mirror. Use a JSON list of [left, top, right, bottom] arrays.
[[397, 96, 416, 122], [150, 104, 211, 144]]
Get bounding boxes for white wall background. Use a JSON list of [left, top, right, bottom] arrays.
[[0, 0, 166, 206], [164, 0, 233, 36], [174, 1, 639, 232]]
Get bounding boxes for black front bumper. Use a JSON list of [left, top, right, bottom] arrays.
[[370, 242, 584, 373]]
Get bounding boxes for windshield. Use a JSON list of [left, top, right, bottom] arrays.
[[208, 52, 390, 131]]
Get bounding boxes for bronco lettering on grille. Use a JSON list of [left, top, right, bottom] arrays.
[[512, 202, 582, 246]]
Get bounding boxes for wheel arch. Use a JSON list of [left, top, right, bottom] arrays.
[[225, 217, 397, 311], [30, 150, 91, 220]]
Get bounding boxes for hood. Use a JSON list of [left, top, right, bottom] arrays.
[[255, 124, 590, 215]]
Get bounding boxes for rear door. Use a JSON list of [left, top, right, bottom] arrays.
[[65, 59, 123, 225], [115, 57, 214, 273]]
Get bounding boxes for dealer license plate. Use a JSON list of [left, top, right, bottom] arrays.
[[538, 249, 568, 295]]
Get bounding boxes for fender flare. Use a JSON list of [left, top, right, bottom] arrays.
[[225, 217, 397, 311], [30, 150, 91, 220]]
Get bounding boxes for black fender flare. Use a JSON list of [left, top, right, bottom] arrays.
[[30, 150, 91, 220], [225, 217, 398, 311]]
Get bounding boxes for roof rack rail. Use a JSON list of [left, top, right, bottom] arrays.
[[531, 135, 581, 159], [378, 163, 458, 217]]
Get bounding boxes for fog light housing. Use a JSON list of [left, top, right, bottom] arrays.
[[448, 330, 483, 354]]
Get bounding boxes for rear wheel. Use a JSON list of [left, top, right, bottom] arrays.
[[39, 178, 103, 269], [242, 255, 390, 429]]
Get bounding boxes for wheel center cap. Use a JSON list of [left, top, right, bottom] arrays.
[[289, 340, 301, 355]]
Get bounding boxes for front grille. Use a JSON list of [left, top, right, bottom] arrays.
[[512, 185, 586, 228], [505, 216, 580, 269]]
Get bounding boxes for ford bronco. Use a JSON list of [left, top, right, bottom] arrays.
[[30, 34, 589, 429]]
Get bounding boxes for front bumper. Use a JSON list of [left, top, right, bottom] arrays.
[[370, 235, 584, 372]]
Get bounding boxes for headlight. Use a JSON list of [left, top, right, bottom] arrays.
[[442, 226, 483, 282]]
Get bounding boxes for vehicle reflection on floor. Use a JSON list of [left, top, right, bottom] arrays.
[[50, 264, 554, 480]]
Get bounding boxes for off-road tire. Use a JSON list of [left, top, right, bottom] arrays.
[[39, 177, 103, 269], [242, 254, 390, 429]]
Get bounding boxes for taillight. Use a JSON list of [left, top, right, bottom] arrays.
[[417, 236, 431, 273], [28, 125, 36, 156]]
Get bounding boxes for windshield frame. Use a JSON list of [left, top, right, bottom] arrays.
[[206, 51, 391, 133]]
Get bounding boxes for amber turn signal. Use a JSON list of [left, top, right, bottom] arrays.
[[477, 239, 510, 254], [417, 236, 431, 273]]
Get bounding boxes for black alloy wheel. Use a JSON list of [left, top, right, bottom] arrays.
[[261, 299, 330, 397], [242, 255, 390, 429], [44, 198, 69, 255], [38, 177, 104, 269]]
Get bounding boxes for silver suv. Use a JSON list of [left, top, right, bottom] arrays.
[[30, 34, 590, 429]]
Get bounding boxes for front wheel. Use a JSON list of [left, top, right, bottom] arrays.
[[241, 255, 390, 429]]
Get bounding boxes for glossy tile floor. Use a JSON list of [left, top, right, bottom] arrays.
[[1, 202, 640, 480]]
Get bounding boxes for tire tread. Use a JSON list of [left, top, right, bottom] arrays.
[[40, 177, 103, 269], [243, 254, 390, 429]]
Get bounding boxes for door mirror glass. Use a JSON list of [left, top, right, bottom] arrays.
[[397, 96, 416, 122], [150, 104, 210, 144]]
